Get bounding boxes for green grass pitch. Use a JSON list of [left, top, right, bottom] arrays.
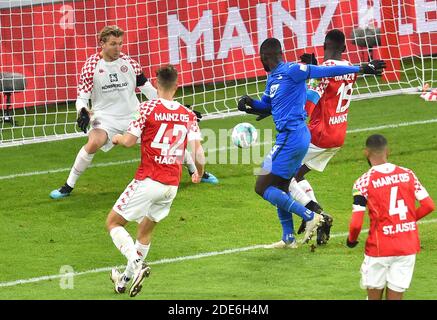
[[0, 94, 436, 299]]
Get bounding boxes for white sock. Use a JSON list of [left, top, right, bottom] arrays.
[[135, 240, 151, 261], [66, 146, 95, 187], [109, 226, 140, 263], [289, 178, 311, 206], [298, 180, 318, 203], [124, 241, 151, 279], [184, 149, 197, 174], [123, 261, 136, 280]]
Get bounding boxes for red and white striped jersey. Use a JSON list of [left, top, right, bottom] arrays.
[[306, 59, 357, 148], [77, 52, 143, 117], [352, 163, 430, 257], [127, 98, 201, 186]]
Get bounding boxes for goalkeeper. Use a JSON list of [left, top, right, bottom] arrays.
[[238, 37, 385, 247]]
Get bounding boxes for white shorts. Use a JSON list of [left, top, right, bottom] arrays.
[[113, 178, 178, 224], [89, 113, 133, 152], [302, 143, 341, 172], [360, 254, 416, 293]]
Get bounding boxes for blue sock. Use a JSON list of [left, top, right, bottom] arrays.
[[263, 186, 314, 221], [277, 208, 295, 243]]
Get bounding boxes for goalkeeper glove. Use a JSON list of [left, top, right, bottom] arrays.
[[360, 60, 386, 75], [346, 238, 359, 248], [77, 107, 90, 133], [300, 53, 318, 65], [184, 105, 202, 122]]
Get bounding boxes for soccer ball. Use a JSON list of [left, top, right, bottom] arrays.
[[231, 122, 258, 149]]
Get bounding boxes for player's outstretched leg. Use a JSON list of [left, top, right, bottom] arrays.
[[50, 130, 106, 199], [50, 146, 95, 199]]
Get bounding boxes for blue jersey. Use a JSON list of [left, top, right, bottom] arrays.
[[262, 62, 311, 131], [253, 62, 360, 132]]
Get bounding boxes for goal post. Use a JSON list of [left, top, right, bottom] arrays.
[[1, 0, 436, 147]]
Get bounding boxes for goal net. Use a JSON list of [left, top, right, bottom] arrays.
[[1, 0, 436, 147]]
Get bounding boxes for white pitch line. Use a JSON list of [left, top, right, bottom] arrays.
[[347, 118, 437, 133], [1, 118, 437, 181], [0, 159, 141, 181], [1, 218, 437, 288]]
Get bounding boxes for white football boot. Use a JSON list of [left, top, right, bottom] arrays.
[[265, 239, 298, 249], [110, 268, 128, 294], [129, 261, 151, 297], [301, 213, 325, 244]]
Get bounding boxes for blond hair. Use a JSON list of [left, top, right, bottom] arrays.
[[98, 25, 124, 43]]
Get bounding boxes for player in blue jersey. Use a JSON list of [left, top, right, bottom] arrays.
[[238, 38, 385, 248]]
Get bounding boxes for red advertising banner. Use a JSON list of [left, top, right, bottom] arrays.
[[0, 0, 436, 109]]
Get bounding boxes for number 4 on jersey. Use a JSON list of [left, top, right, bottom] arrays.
[[389, 186, 408, 220]]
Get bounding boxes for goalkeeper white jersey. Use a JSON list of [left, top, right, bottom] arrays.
[[77, 52, 143, 117]]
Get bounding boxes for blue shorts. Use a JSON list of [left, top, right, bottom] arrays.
[[262, 124, 311, 180]]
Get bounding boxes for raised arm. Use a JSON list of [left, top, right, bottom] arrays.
[[287, 60, 386, 82]]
